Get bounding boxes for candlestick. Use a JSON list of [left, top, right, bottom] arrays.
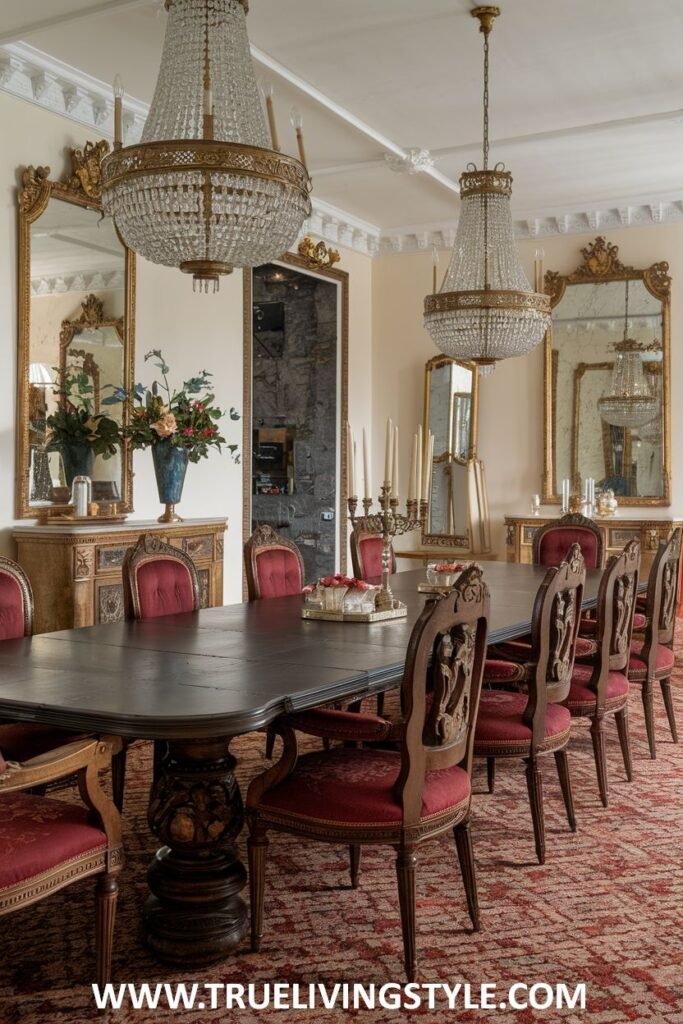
[[347, 423, 355, 497], [561, 478, 570, 514], [417, 425, 423, 502], [362, 428, 370, 500], [409, 434, 417, 501], [384, 418, 393, 487], [392, 426, 399, 499], [426, 433, 435, 502]]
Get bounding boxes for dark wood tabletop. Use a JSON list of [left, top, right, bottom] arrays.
[[0, 563, 605, 741]]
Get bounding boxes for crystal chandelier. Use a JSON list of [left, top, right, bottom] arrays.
[[598, 281, 659, 429], [101, 0, 312, 292], [424, 6, 551, 366]]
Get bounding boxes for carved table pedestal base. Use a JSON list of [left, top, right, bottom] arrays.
[[144, 737, 247, 965]]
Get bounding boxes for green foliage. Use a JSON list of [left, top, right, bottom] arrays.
[[46, 365, 120, 459]]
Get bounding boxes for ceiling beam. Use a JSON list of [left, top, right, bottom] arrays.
[[0, 0, 157, 47]]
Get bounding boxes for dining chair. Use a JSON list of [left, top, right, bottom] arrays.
[[0, 735, 123, 986], [244, 524, 305, 600], [119, 534, 201, 805], [246, 565, 490, 982], [474, 544, 585, 864], [532, 513, 604, 569], [0, 556, 85, 767], [564, 540, 640, 806], [350, 527, 396, 581], [627, 527, 681, 759]]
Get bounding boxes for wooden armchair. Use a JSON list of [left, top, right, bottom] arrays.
[[532, 513, 604, 569], [246, 566, 490, 981], [350, 528, 396, 581], [0, 736, 123, 986], [123, 534, 200, 621], [244, 525, 305, 601], [565, 540, 640, 805]]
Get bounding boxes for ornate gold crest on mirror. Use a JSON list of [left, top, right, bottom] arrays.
[[422, 354, 490, 553], [543, 237, 670, 507], [17, 141, 136, 519]]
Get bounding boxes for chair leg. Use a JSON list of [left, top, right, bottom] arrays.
[[486, 756, 496, 794], [111, 748, 127, 813], [660, 677, 678, 743], [248, 828, 269, 953], [453, 820, 480, 932], [553, 748, 577, 830], [265, 727, 275, 760], [589, 714, 609, 808], [615, 706, 633, 782], [95, 872, 119, 988], [395, 845, 418, 983], [641, 679, 657, 759], [524, 757, 546, 865], [349, 845, 361, 889]]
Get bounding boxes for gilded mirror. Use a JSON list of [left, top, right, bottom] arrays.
[[422, 354, 480, 546], [543, 237, 670, 506], [17, 142, 136, 518]]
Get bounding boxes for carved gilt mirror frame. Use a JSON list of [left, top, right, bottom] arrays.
[[242, 248, 350, 580], [422, 353, 480, 547], [543, 236, 671, 507], [16, 141, 136, 518], [59, 294, 125, 416]]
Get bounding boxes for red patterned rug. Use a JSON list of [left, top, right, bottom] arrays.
[[2, 647, 683, 1024]]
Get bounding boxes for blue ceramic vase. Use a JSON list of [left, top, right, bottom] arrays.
[[152, 440, 189, 514], [61, 443, 95, 488]]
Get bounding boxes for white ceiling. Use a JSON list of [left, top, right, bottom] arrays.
[[2, 0, 683, 240]]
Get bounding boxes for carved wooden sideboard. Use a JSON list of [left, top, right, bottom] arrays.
[[13, 518, 227, 634], [504, 514, 682, 576]]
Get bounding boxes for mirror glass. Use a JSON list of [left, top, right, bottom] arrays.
[[26, 197, 127, 509], [551, 279, 665, 500], [424, 356, 477, 543]]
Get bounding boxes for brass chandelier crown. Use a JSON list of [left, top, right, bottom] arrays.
[[423, 5, 551, 367]]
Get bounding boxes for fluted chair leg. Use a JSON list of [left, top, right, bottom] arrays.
[[590, 714, 609, 808], [641, 679, 657, 759], [660, 677, 678, 742], [248, 829, 269, 952], [615, 706, 633, 781], [524, 757, 546, 865], [553, 748, 577, 831], [486, 757, 496, 794], [95, 873, 119, 988], [454, 820, 480, 932], [349, 845, 361, 889], [395, 845, 418, 983]]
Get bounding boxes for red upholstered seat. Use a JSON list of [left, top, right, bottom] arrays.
[[0, 723, 80, 762], [495, 635, 597, 661], [564, 664, 629, 708], [136, 559, 196, 619], [537, 528, 600, 569], [357, 536, 384, 579], [0, 573, 26, 641], [474, 691, 571, 746], [258, 747, 470, 825], [255, 548, 303, 600], [628, 641, 675, 677], [0, 792, 107, 890], [483, 659, 528, 684]]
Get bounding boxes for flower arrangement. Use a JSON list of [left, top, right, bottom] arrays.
[[105, 350, 240, 463], [303, 574, 373, 593], [432, 561, 480, 573], [46, 362, 120, 459]]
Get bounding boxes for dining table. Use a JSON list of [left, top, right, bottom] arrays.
[[0, 562, 606, 965]]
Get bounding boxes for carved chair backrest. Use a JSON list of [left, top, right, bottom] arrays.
[[350, 528, 396, 581], [244, 524, 305, 601], [122, 534, 200, 621], [583, 540, 640, 707], [640, 528, 681, 671], [395, 566, 489, 828], [533, 513, 604, 569], [0, 556, 33, 639], [524, 544, 586, 748]]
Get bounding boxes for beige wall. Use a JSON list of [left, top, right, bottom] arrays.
[[0, 92, 374, 603], [372, 226, 683, 557]]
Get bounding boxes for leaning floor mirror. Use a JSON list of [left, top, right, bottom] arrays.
[[543, 236, 671, 506], [16, 141, 136, 518], [242, 246, 349, 582]]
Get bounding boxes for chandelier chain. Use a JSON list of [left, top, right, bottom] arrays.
[[483, 29, 490, 172], [623, 279, 629, 339]]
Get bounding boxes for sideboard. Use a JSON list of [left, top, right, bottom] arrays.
[[13, 518, 227, 634], [504, 513, 682, 576]]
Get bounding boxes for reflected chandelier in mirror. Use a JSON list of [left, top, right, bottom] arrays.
[[16, 142, 136, 518], [543, 237, 670, 507]]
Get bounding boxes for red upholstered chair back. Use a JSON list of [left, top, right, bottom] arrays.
[[0, 557, 33, 640], [244, 525, 305, 601], [533, 514, 603, 569], [524, 544, 586, 748], [640, 528, 681, 661], [350, 529, 396, 581], [398, 565, 489, 827], [122, 535, 200, 621], [587, 541, 640, 703]]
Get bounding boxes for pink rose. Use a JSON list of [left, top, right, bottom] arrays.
[[151, 412, 177, 438]]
